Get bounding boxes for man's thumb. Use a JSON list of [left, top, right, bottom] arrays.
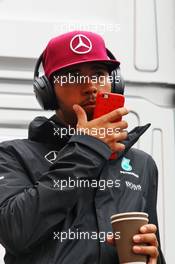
[[73, 104, 87, 126]]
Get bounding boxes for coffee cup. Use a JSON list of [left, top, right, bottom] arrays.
[[111, 212, 149, 264]]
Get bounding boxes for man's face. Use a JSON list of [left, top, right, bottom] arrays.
[[53, 62, 112, 122]]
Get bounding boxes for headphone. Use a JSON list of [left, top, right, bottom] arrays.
[[33, 49, 125, 110]]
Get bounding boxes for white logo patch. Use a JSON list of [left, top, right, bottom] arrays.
[[45, 151, 59, 164], [125, 181, 142, 191], [70, 34, 92, 54], [120, 171, 139, 178]]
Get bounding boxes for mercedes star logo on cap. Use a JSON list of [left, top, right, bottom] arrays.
[[70, 34, 92, 54]]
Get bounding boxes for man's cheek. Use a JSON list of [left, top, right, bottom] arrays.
[[100, 84, 111, 93]]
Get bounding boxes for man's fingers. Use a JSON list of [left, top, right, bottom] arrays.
[[133, 233, 158, 247], [106, 235, 115, 246], [113, 131, 128, 141], [102, 107, 129, 123], [73, 104, 87, 127], [133, 223, 159, 263], [111, 143, 126, 153], [148, 257, 157, 264], [107, 132, 127, 152], [133, 245, 159, 259], [140, 224, 157, 234], [111, 120, 128, 131]]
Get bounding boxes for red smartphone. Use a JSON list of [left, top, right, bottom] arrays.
[[93, 92, 125, 160], [93, 92, 125, 121]]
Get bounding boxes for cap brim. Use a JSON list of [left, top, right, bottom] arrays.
[[49, 59, 120, 78]]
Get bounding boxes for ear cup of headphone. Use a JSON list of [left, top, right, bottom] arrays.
[[33, 75, 58, 110], [111, 68, 125, 94], [106, 48, 125, 95]]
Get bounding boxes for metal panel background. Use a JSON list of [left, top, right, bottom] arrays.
[[0, 0, 174, 83]]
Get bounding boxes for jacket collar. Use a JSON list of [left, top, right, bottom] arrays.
[[117, 123, 151, 158]]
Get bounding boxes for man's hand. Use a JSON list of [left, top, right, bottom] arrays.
[[107, 223, 159, 264], [73, 104, 129, 153]]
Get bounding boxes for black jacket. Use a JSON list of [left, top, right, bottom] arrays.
[[0, 115, 166, 264]]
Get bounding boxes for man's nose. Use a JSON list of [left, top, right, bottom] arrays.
[[82, 79, 98, 96]]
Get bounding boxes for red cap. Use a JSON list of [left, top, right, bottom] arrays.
[[42, 31, 120, 78]]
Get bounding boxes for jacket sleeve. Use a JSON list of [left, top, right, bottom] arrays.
[[0, 135, 112, 255], [145, 156, 166, 264]]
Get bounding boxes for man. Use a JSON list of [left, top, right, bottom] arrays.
[[0, 31, 165, 264]]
